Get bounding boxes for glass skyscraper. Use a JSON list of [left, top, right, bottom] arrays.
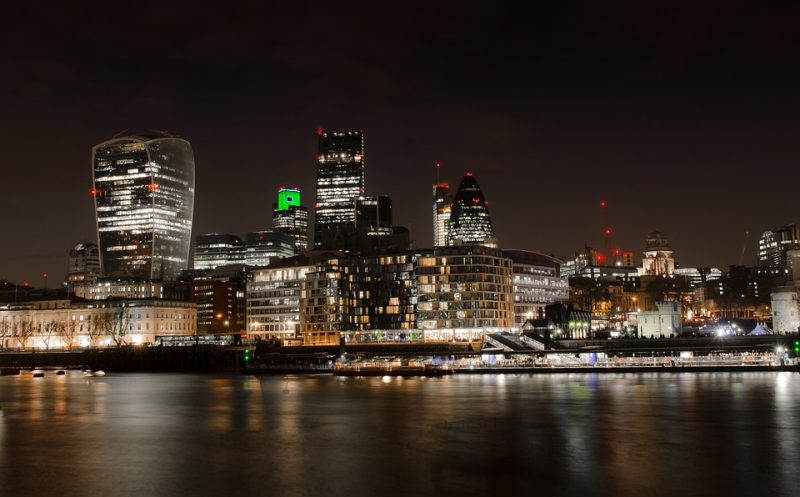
[[314, 129, 365, 248], [91, 134, 195, 280], [433, 182, 451, 247], [272, 188, 308, 252], [448, 172, 496, 247]]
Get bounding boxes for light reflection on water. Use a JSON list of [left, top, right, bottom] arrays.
[[0, 372, 798, 497]]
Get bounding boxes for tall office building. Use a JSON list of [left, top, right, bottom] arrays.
[[314, 129, 365, 249], [244, 231, 295, 267], [758, 224, 800, 269], [193, 233, 244, 270], [354, 195, 393, 235], [433, 183, 451, 247], [92, 134, 195, 280], [448, 172, 496, 247], [272, 188, 308, 252], [65, 242, 101, 286]]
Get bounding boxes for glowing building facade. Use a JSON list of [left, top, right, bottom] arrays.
[[244, 231, 295, 267], [193, 233, 244, 270], [640, 231, 675, 277], [92, 134, 195, 281], [448, 173, 496, 247], [433, 183, 451, 248], [272, 188, 308, 252], [65, 242, 101, 286], [314, 130, 365, 248]]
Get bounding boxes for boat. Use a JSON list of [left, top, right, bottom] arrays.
[[32, 370, 45, 378], [83, 370, 94, 377], [333, 364, 453, 377], [56, 370, 66, 376], [93, 370, 106, 377]]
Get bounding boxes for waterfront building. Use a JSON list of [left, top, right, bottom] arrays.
[[433, 183, 452, 248], [189, 277, 246, 335], [272, 188, 308, 252], [91, 134, 195, 280], [65, 242, 101, 287], [314, 129, 365, 249], [244, 231, 295, 267], [301, 256, 353, 344], [248, 258, 314, 342], [771, 287, 800, 333], [640, 231, 675, 277], [636, 302, 682, 338], [758, 224, 800, 269], [415, 245, 513, 340], [502, 250, 569, 330], [448, 173, 497, 247], [193, 233, 244, 270], [73, 278, 164, 300], [0, 298, 197, 349]]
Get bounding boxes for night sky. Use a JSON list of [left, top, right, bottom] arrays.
[[2, 1, 799, 284]]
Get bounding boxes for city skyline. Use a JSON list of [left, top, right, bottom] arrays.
[[2, 3, 800, 283]]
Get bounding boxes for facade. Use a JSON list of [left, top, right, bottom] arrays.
[[637, 301, 682, 338], [354, 195, 393, 235], [272, 188, 308, 252], [248, 261, 313, 341], [0, 299, 197, 349], [675, 267, 723, 287], [193, 233, 244, 270], [415, 245, 513, 340], [314, 129, 365, 249], [641, 231, 675, 277], [758, 224, 800, 269], [65, 242, 101, 286], [771, 287, 800, 333], [189, 277, 245, 335], [502, 250, 569, 330], [301, 256, 352, 344], [244, 231, 295, 267], [433, 183, 452, 248], [448, 173, 497, 247], [92, 134, 195, 280], [73, 279, 164, 300]]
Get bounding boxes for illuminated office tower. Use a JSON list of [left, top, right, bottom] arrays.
[[354, 195, 392, 235], [448, 172, 496, 247], [272, 188, 308, 252], [433, 183, 451, 247], [92, 134, 195, 280], [314, 129, 365, 249], [193, 233, 244, 270], [244, 231, 295, 267], [65, 242, 101, 286]]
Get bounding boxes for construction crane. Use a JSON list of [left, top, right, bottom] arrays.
[[738, 230, 750, 266]]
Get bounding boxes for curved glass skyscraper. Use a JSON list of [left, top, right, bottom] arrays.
[[449, 172, 496, 247], [92, 134, 195, 280]]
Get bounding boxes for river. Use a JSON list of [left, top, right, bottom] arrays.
[[1, 372, 798, 496]]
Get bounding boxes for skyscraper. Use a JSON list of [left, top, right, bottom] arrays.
[[758, 224, 800, 269], [92, 134, 195, 280], [65, 242, 101, 286], [433, 182, 451, 247], [272, 188, 308, 252], [193, 233, 244, 270], [244, 231, 295, 267], [314, 129, 365, 249], [448, 172, 496, 247], [354, 195, 393, 235]]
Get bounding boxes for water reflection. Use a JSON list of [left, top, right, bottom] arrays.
[[0, 371, 798, 497]]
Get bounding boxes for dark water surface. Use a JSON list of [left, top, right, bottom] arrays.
[[1, 372, 798, 497]]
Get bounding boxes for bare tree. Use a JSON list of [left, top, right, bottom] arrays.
[[61, 319, 78, 350], [106, 308, 132, 347], [87, 314, 106, 348], [0, 318, 10, 350], [42, 320, 62, 350], [15, 319, 36, 349]]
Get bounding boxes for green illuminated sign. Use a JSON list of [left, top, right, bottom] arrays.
[[277, 189, 301, 211]]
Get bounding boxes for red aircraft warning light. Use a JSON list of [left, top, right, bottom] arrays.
[[600, 200, 607, 207], [604, 228, 612, 236]]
